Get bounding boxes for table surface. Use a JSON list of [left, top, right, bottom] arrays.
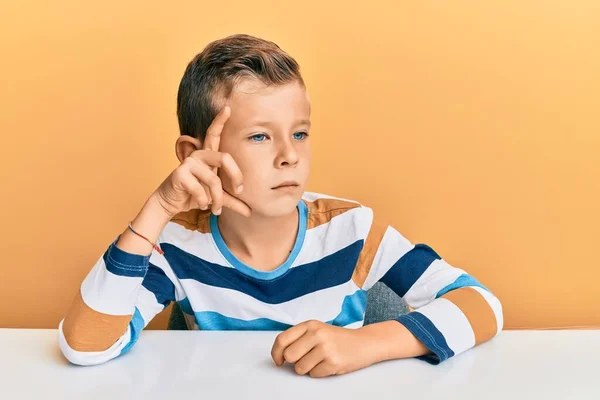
[[1, 329, 599, 399]]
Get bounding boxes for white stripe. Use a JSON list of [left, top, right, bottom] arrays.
[[343, 320, 364, 329], [362, 226, 414, 290], [136, 285, 166, 327], [403, 259, 466, 308], [471, 286, 504, 334], [58, 319, 131, 366], [301, 191, 362, 205], [416, 298, 476, 356], [160, 221, 232, 268], [292, 206, 373, 268], [181, 278, 362, 325], [80, 256, 142, 316]]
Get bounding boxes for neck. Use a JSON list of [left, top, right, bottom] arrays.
[[216, 204, 300, 260]]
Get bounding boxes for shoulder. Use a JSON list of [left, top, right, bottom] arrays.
[[157, 209, 212, 246], [301, 191, 375, 230]]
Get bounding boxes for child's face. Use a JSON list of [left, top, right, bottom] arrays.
[[216, 79, 311, 218]]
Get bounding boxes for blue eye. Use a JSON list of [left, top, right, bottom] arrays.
[[293, 132, 308, 140], [249, 134, 267, 142]]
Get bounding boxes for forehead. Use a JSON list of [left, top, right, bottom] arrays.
[[227, 79, 310, 124]]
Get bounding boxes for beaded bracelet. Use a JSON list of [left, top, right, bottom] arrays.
[[128, 222, 164, 255]]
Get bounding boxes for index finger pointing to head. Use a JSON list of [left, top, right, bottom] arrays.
[[203, 105, 231, 152]]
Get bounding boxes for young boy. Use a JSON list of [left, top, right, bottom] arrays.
[[59, 34, 503, 377]]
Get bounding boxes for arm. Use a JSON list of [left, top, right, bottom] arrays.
[[58, 195, 178, 366], [59, 105, 253, 366], [360, 219, 503, 364], [271, 210, 503, 377]]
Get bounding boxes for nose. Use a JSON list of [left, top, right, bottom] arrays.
[[274, 139, 299, 167]]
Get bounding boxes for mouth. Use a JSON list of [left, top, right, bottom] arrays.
[[272, 181, 300, 189]]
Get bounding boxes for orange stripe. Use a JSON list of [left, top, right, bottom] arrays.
[[304, 198, 362, 229], [171, 209, 212, 233], [352, 218, 388, 287], [62, 291, 132, 352], [442, 287, 498, 344]]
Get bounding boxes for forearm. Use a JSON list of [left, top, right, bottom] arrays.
[[357, 320, 430, 364], [61, 194, 172, 356]]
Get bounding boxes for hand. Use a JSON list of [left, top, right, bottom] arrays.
[[154, 106, 251, 218], [270, 320, 377, 378]]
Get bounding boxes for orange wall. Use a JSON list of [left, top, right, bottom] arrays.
[[1, 1, 599, 330]]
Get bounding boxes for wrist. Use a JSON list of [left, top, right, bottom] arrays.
[[114, 194, 173, 256], [357, 320, 430, 363], [132, 193, 174, 242]]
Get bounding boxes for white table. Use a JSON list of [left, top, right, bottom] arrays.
[[1, 329, 599, 399]]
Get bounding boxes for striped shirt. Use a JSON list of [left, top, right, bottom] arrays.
[[58, 191, 503, 366]]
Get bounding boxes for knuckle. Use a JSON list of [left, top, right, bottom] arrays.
[[274, 336, 285, 348], [313, 328, 328, 341], [282, 349, 293, 362], [327, 353, 340, 365], [172, 167, 187, 181], [294, 365, 306, 375], [220, 152, 232, 162], [208, 175, 222, 187], [194, 191, 207, 203], [319, 341, 332, 354], [307, 320, 320, 330]]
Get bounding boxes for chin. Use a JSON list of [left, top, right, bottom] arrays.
[[252, 193, 302, 217]]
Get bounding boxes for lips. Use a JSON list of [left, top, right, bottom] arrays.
[[272, 181, 299, 189]]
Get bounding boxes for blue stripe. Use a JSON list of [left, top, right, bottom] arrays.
[[380, 244, 441, 297], [163, 239, 364, 304], [195, 312, 292, 330], [141, 263, 176, 307], [210, 199, 308, 280], [329, 290, 368, 327], [104, 238, 149, 278], [436, 273, 490, 298], [396, 312, 454, 364], [120, 307, 145, 355], [183, 290, 368, 331]]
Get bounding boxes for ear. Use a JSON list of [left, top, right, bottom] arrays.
[[175, 136, 203, 163]]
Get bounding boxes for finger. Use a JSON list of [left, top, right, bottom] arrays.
[[294, 346, 326, 376], [189, 150, 244, 194], [203, 174, 224, 215], [271, 323, 310, 366], [281, 331, 319, 364], [308, 360, 333, 378], [197, 179, 251, 217], [202, 106, 231, 152], [186, 162, 224, 214], [179, 173, 210, 210], [221, 191, 252, 217], [199, 181, 212, 205]]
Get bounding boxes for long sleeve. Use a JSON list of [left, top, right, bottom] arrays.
[[58, 236, 179, 366], [358, 216, 503, 364]]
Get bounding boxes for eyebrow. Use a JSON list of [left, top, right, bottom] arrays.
[[245, 119, 311, 128]]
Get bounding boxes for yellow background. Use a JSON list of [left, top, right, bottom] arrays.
[[1, 1, 598, 330]]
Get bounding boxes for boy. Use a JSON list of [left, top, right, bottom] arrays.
[[59, 34, 503, 377]]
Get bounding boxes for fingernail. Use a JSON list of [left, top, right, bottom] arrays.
[[236, 184, 244, 193], [215, 208, 222, 215]]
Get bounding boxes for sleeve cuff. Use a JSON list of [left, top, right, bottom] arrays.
[[396, 312, 456, 365], [103, 235, 150, 278]]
